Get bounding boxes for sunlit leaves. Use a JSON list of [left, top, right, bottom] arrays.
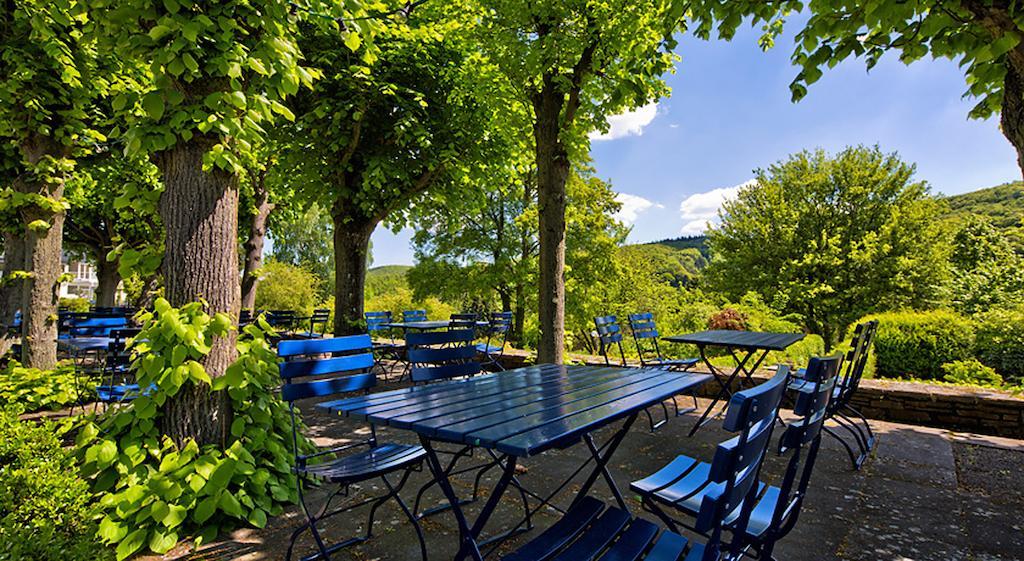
[[75, 300, 313, 559]]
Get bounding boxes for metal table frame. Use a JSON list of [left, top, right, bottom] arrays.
[[662, 330, 804, 436]]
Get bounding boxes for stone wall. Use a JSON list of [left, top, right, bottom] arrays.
[[495, 348, 1024, 439]]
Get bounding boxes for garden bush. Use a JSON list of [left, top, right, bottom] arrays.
[[253, 260, 320, 314], [75, 299, 313, 559], [0, 361, 91, 412], [870, 310, 975, 380], [0, 407, 109, 561], [941, 359, 1004, 388], [59, 297, 91, 313], [974, 306, 1024, 382]]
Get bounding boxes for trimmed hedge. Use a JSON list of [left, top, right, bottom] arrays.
[[0, 408, 108, 561], [871, 310, 975, 381], [974, 306, 1024, 383]]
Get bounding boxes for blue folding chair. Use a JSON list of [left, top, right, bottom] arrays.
[[406, 329, 534, 524], [448, 312, 479, 330], [628, 312, 699, 370], [789, 321, 877, 469], [278, 335, 427, 561], [406, 329, 481, 383], [291, 309, 330, 339], [632, 359, 837, 558], [94, 328, 148, 406], [503, 365, 792, 561], [67, 316, 128, 337], [365, 311, 405, 380], [476, 311, 512, 371], [595, 314, 674, 431], [402, 309, 428, 323]]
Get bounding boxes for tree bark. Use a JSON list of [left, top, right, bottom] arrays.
[[94, 255, 121, 307], [18, 137, 66, 370], [154, 141, 239, 448], [240, 173, 273, 312], [332, 210, 375, 336], [1002, 52, 1024, 176], [533, 90, 570, 364], [0, 229, 26, 357]]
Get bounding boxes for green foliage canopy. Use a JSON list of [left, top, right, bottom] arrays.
[[706, 146, 948, 350]]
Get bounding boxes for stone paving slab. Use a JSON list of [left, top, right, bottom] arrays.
[[143, 371, 1024, 561]]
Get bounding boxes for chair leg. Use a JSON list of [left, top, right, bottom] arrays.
[[823, 425, 862, 470], [383, 470, 428, 561], [843, 404, 876, 450], [833, 414, 869, 455]]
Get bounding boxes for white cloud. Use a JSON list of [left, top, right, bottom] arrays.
[[678, 180, 754, 235], [589, 103, 659, 141], [613, 193, 663, 225]]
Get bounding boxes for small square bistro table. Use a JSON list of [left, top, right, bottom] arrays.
[[662, 330, 804, 436], [321, 363, 711, 561]]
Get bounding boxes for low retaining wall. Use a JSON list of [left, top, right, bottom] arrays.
[[495, 348, 1024, 439]]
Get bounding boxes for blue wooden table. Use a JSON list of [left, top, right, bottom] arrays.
[[322, 363, 710, 561], [663, 329, 805, 435]]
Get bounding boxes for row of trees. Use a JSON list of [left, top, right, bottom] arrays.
[[3, 0, 1024, 451]]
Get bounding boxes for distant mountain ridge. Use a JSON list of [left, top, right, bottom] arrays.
[[941, 181, 1023, 249]]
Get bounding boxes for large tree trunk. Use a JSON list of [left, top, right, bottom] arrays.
[[94, 255, 121, 307], [1002, 52, 1024, 176], [332, 210, 374, 336], [0, 229, 26, 357], [533, 92, 570, 364], [513, 282, 525, 345], [154, 141, 240, 448], [18, 137, 66, 370], [240, 176, 273, 312]]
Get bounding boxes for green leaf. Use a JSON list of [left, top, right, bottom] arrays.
[[218, 490, 244, 517], [149, 527, 178, 554], [207, 457, 236, 491], [343, 31, 362, 52], [163, 504, 188, 528], [116, 529, 147, 561], [97, 439, 118, 466], [193, 495, 218, 524], [143, 92, 165, 121], [247, 508, 267, 528], [99, 515, 128, 543]]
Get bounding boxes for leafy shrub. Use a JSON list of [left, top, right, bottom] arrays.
[[364, 284, 456, 327], [0, 407, 109, 561], [707, 308, 747, 331], [254, 260, 320, 314], [0, 361, 92, 412], [60, 297, 91, 313], [974, 306, 1024, 382], [75, 299, 313, 559], [870, 310, 975, 380], [941, 359, 1004, 388]]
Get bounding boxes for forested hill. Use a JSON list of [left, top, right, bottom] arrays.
[[942, 181, 1024, 248]]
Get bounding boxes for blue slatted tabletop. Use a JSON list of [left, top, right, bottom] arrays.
[[320, 364, 711, 457], [383, 320, 489, 331]]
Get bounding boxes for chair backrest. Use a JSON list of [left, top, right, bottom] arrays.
[[69, 316, 129, 337], [277, 335, 377, 403], [277, 335, 378, 464], [403, 309, 427, 323], [594, 315, 626, 367], [239, 309, 254, 324], [627, 312, 664, 366], [309, 308, 331, 335], [104, 328, 142, 371], [487, 311, 512, 334], [407, 329, 481, 383], [693, 367, 790, 555], [266, 309, 298, 330], [365, 311, 393, 333], [760, 355, 842, 552], [835, 320, 877, 406], [449, 312, 479, 330]]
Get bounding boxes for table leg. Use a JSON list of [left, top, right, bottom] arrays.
[[687, 346, 758, 436], [419, 436, 518, 561], [572, 412, 638, 512]]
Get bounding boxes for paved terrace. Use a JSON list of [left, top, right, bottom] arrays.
[[160, 366, 1024, 561]]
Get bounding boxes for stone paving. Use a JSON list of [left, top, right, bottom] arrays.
[[162, 369, 1024, 561]]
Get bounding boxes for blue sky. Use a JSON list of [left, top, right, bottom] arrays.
[[370, 21, 1021, 266]]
